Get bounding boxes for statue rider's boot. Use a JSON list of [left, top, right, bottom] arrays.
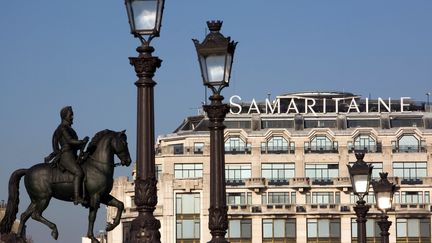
[[73, 176, 86, 205]]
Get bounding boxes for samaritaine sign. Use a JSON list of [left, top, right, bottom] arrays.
[[229, 94, 414, 115]]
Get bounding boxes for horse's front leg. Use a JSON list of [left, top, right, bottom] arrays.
[[101, 194, 124, 231], [87, 206, 99, 243]]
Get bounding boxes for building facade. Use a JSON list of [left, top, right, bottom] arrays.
[[107, 92, 432, 243]]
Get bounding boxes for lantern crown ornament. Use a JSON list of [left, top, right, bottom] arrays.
[[347, 152, 373, 200], [125, 0, 165, 44], [373, 172, 397, 212], [193, 20, 238, 94]]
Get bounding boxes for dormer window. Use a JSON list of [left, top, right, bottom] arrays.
[[305, 135, 338, 153], [225, 137, 251, 155]]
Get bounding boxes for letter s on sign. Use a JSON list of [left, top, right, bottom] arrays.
[[230, 95, 242, 114]]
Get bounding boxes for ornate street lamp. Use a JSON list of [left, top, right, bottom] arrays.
[[347, 152, 373, 243], [372, 172, 396, 243], [193, 20, 237, 243], [124, 0, 165, 242]]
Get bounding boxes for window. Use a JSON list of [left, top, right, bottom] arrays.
[[130, 196, 136, 210], [261, 136, 294, 154], [156, 164, 162, 180], [351, 218, 380, 243], [173, 144, 184, 154], [349, 135, 379, 153], [305, 164, 339, 184], [370, 163, 383, 180], [350, 192, 375, 205], [227, 192, 252, 205], [193, 142, 204, 154], [349, 162, 382, 180], [123, 221, 132, 242], [176, 193, 200, 243], [347, 119, 380, 128], [391, 117, 424, 128], [394, 191, 430, 204], [262, 192, 296, 205], [225, 137, 251, 154], [304, 119, 336, 128], [225, 164, 251, 185], [225, 120, 251, 129], [261, 163, 295, 184], [174, 164, 203, 179], [394, 135, 420, 153], [307, 218, 341, 243], [263, 218, 296, 243], [262, 120, 294, 129], [227, 219, 252, 243], [305, 135, 337, 153], [393, 162, 427, 183], [307, 192, 340, 204], [396, 218, 430, 243]]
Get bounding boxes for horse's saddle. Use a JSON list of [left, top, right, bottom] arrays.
[[51, 166, 76, 184]]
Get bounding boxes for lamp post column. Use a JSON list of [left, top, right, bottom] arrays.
[[204, 94, 230, 243], [354, 199, 370, 243], [377, 214, 391, 243], [129, 44, 162, 243]]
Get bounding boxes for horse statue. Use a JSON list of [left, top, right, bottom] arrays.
[[0, 129, 132, 243]]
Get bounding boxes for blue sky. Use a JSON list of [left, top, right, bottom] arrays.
[[1, 1, 431, 242]]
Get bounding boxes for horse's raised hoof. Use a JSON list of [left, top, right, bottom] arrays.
[[106, 222, 116, 232], [90, 236, 100, 243], [51, 229, 59, 240]]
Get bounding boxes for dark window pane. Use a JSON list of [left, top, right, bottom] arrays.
[[391, 118, 424, 128], [347, 119, 380, 128]]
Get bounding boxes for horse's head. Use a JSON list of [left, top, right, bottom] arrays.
[[113, 130, 132, 167]]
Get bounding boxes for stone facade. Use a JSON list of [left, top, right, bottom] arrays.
[[107, 92, 432, 243]]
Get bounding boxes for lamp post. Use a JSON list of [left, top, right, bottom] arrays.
[[426, 92, 431, 106], [372, 172, 396, 243], [193, 20, 237, 243], [124, 0, 165, 242], [347, 152, 373, 243]]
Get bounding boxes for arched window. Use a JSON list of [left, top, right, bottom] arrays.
[[397, 135, 419, 152], [353, 135, 377, 152], [261, 136, 291, 154], [225, 137, 250, 154], [305, 135, 337, 153]]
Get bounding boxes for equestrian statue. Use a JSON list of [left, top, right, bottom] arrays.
[[0, 106, 132, 243]]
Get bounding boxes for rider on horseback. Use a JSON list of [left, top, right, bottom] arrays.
[[45, 106, 89, 205]]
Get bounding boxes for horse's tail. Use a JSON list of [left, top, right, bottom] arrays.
[[0, 168, 27, 234]]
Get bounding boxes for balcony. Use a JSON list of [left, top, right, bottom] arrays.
[[332, 177, 351, 191], [307, 204, 341, 213], [267, 179, 289, 186], [400, 178, 423, 185], [225, 148, 252, 155], [244, 178, 267, 192], [262, 204, 296, 214], [392, 145, 427, 153], [157, 145, 208, 156], [348, 143, 382, 153], [311, 178, 334, 186], [226, 179, 245, 186], [228, 204, 250, 214], [394, 203, 430, 213], [304, 146, 338, 154], [289, 177, 310, 191], [261, 146, 295, 154]]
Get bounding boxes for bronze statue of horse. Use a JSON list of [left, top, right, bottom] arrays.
[[0, 129, 132, 243]]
